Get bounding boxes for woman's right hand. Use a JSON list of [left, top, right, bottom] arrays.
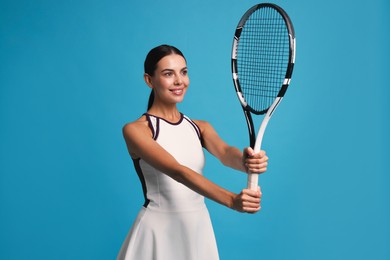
[[232, 186, 262, 213]]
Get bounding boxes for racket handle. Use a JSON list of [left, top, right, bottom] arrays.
[[247, 173, 259, 190]]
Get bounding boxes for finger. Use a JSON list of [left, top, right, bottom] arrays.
[[244, 147, 255, 157], [242, 204, 261, 213], [242, 197, 261, 206], [242, 199, 261, 207], [242, 189, 262, 203], [258, 150, 266, 157], [246, 160, 268, 168], [248, 150, 265, 159], [239, 192, 262, 212], [252, 151, 267, 160], [242, 195, 262, 213], [245, 156, 268, 165], [242, 189, 261, 199], [246, 164, 268, 173], [244, 161, 268, 172]]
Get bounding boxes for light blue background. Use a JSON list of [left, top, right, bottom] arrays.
[[1, 0, 389, 259]]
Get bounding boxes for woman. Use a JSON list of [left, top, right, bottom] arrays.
[[117, 45, 268, 260]]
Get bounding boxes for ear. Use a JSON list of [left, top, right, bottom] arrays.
[[144, 73, 153, 89]]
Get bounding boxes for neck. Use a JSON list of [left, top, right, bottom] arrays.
[[147, 104, 181, 122]]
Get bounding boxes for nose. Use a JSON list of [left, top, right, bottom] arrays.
[[174, 74, 182, 85]]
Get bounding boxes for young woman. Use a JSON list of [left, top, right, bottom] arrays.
[[117, 45, 268, 260]]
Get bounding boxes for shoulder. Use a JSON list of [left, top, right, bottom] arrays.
[[192, 119, 214, 134], [122, 115, 154, 159], [122, 115, 152, 140], [192, 119, 228, 156]]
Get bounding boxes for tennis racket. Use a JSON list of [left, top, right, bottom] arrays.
[[231, 3, 296, 190]]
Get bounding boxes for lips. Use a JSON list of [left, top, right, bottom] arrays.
[[170, 88, 184, 95]]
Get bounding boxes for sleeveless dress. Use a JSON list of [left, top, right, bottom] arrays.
[[117, 113, 219, 260]]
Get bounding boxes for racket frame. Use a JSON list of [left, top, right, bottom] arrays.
[[231, 3, 296, 190]]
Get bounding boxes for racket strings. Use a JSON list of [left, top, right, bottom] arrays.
[[237, 7, 290, 113]]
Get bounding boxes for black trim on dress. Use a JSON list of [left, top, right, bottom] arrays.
[[144, 113, 184, 126], [143, 113, 155, 140], [183, 116, 203, 143], [132, 158, 150, 208]]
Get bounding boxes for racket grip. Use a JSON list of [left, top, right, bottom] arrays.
[[247, 173, 259, 190]]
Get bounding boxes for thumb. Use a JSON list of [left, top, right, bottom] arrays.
[[245, 147, 255, 157]]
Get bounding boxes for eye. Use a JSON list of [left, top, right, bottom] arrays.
[[181, 69, 188, 76], [164, 72, 173, 77]]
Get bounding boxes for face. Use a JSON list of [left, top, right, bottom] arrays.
[[145, 54, 189, 106]]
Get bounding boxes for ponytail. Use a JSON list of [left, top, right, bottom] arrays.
[[147, 90, 154, 111]]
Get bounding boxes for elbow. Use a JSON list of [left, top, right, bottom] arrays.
[[220, 158, 231, 168]]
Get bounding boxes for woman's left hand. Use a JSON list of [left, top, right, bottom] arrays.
[[243, 147, 268, 174]]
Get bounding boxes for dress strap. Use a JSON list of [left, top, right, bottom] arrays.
[[182, 115, 200, 139], [143, 113, 160, 140], [183, 115, 203, 146]]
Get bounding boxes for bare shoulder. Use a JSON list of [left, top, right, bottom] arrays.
[[122, 115, 153, 158], [192, 119, 213, 133], [122, 115, 152, 140], [192, 119, 228, 156]]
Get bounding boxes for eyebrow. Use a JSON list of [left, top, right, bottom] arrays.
[[161, 67, 188, 73]]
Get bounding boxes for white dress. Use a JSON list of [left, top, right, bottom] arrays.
[[117, 113, 219, 260]]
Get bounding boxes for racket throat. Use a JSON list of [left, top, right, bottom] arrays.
[[243, 110, 256, 148], [253, 97, 283, 153], [247, 97, 283, 190]]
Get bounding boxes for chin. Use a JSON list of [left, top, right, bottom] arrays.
[[175, 96, 185, 104]]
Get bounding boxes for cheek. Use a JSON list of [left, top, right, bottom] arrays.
[[184, 77, 190, 86], [153, 78, 171, 89]]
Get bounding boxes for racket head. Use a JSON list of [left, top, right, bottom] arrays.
[[232, 3, 296, 115]]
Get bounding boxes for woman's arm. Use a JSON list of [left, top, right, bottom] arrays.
[[122, 120, 261, 213], [194, 120, 268, 174]]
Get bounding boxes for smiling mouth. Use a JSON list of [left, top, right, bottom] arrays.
[[170, 89, 183, 95]]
